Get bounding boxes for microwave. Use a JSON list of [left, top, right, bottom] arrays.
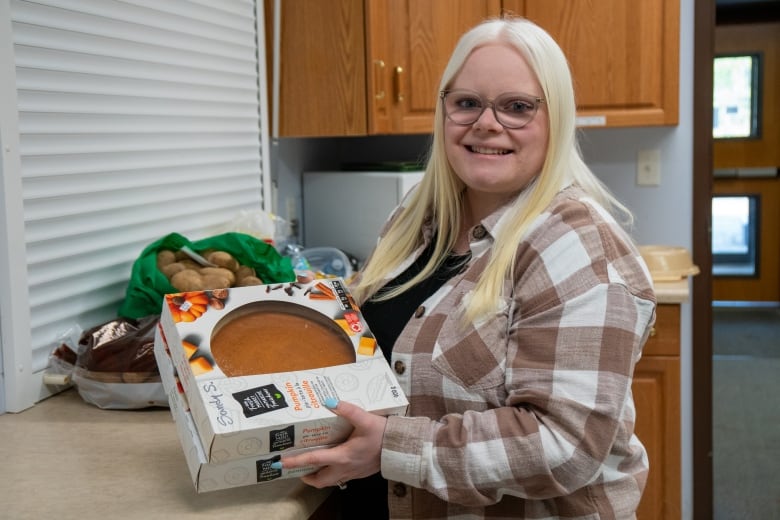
[[302, 170, 424, 263]]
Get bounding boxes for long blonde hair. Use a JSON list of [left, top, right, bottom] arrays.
[[352, 17, 632, 322]]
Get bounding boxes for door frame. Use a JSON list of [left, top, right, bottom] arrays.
[[692, 0, 714, 517]]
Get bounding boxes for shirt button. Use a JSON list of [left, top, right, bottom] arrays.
[[414, 306, 425, 318], [394, 361, 405, 375], [393, 482, 407, 497], [471, 225, 487, 239]]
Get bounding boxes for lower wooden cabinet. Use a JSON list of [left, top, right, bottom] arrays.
[[633, 304, 682, 519]]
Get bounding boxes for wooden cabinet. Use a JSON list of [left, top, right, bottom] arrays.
[[365, 0, 501, 134], [632, 304, 681, 519], [505, 0, 680, 127], [269, 0, 679, 136], [269, 0, 500, 137], [267, 0, 367, 137]]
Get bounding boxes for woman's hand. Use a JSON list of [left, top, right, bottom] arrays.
[[273, 398, 388, 488]]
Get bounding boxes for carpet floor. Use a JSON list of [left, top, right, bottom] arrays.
[[712, 305, 780, 520]]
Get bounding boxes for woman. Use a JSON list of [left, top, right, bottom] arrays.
[[277, 16, 656, 519]]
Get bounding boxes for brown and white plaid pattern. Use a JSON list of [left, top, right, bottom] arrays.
[[372, 186, 656, 519]]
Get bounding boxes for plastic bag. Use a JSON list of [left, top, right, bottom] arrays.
[[50, 316, 168, 409], [220, 209, 290, 245], [118, 232, 295, 320], [44, 324, 83, 387]]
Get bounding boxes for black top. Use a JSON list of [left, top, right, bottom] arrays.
[[362, 238, 471, 363], [339, 239, 470, 519]]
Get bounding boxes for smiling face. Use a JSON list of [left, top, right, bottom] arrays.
[[443, 43, 549, 213]]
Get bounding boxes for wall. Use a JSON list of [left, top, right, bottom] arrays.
[[269, 134, 430, 239], [270, 2, 695, 516]]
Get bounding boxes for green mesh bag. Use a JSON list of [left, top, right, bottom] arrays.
[[117, 232, 295, 319]]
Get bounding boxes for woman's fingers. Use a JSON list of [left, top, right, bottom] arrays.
[[273, 398, 387, 484]]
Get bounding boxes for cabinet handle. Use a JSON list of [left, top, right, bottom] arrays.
[[394, 66, 404, 102], [373, 60, 385, 100], [649, 326, 657, 337]]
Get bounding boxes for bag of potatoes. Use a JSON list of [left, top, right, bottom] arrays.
[[118, 232, 295, 320]]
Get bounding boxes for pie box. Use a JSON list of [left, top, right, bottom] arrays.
[[154, 334, 328, 492], [156, 278, 408, 463]]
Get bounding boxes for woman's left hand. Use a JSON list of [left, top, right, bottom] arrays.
[[275, 398, 388, 488]]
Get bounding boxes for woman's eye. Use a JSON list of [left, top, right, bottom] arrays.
[[504, 99, 534, 113], [455, 97, 481, 109]]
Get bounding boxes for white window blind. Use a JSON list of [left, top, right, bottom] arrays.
[[0, 0, 271, 412]]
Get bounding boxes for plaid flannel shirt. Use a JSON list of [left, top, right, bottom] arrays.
[[370, 185, 656, 520]]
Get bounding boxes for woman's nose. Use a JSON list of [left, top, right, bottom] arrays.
[[472, 104, 503, 131]]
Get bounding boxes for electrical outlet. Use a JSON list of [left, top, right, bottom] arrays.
[[637, 149, 661, 186]]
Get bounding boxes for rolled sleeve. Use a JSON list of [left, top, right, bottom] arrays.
[[381, 415, 431, 487]]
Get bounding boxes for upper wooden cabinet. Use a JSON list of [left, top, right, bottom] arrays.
[[268, 0, 679, 137], [507, 0, 680, 128], [267, 0, 367, 137], [365, 0, 502, 134], [269, 0, 500, 137]]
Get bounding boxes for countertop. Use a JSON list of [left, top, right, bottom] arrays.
[[653, 278, 692, 304], [0, 389, 333, 520]]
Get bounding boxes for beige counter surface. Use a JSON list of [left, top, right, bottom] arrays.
[[0, 389, 332, 520], [653, 278, 692, 304]]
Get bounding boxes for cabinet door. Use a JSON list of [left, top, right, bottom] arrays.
[[366, 0, 501, 134], [505, 0, 679, 127], [631, 304, 681, 519], [273, 0, 367, 137], [632, 356, 681, 520]]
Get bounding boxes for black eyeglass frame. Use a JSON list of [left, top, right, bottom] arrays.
[[439, 89, 545, 129]]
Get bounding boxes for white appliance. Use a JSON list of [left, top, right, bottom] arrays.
[[302, 170, 424, 262]]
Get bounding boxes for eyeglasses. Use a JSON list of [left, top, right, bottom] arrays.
[[440, 89, 545, 129]]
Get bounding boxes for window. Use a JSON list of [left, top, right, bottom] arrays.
[[712, 195, 760, 277], [713, 53, 762, 139]]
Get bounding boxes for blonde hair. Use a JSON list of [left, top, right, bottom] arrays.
[[352, 17, 632, 322]]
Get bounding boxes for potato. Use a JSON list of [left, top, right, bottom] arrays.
[[201, 273, 232, 290], [235, 265, 255, 280], [199, 267, 235, 286], [160, 262, 187, 279], [170, 269, 204, 292], [156, 250, 176, 268], [237, 275, 264, 287], [177, 259, 201, 270], [173, 250, 190, 261], [206, 251, 239, 272]]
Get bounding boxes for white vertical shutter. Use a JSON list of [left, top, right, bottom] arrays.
[[1, 0, 269, 411]]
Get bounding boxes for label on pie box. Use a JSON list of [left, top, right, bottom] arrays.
[[156, 278, 408, 463], [154, 334, 329, 492]]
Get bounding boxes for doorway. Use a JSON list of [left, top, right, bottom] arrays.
[[695, 1, 780, 518]]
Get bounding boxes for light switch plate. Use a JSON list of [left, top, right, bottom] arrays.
[[637, 149, 661, 186]]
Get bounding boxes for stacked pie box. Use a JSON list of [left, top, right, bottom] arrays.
[[154, 278, 408, 491], [154, 337, 328, 492]]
